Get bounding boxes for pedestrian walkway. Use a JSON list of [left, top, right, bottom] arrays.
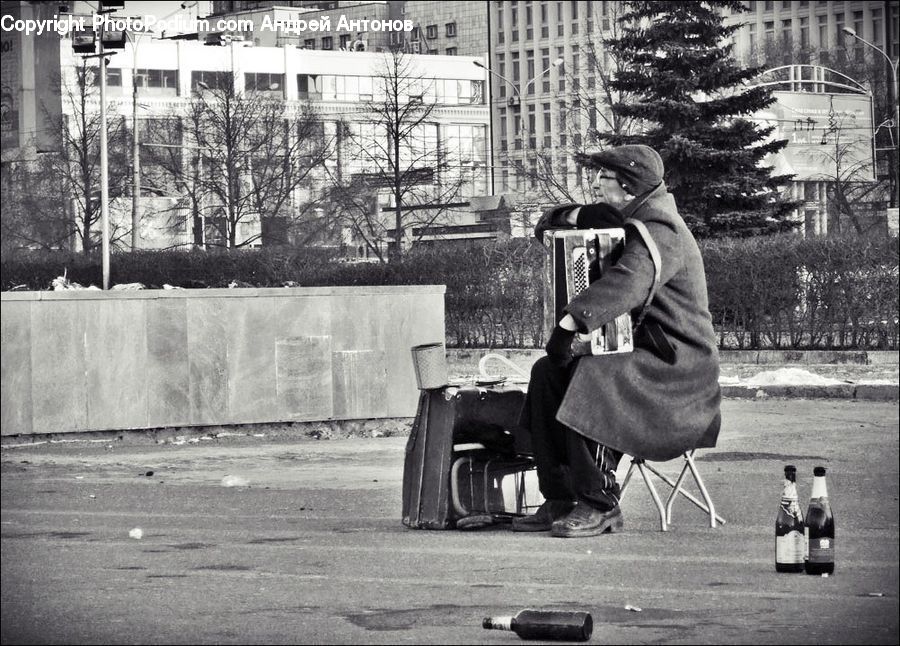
[[1, 400, 897, 644]]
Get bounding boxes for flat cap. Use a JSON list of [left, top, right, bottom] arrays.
[[575, 145, 665, 197]]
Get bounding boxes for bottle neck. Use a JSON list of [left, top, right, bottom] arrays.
[[810, 475, 828, 499], [781, 479, 798, 500], [486, 617, 513, 631]]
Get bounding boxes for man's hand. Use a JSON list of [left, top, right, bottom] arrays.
[[545, 325, 576, 369]]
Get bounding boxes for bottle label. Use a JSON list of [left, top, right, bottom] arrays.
[[776, 531, 805, 564], [808, 537, 834, 563]]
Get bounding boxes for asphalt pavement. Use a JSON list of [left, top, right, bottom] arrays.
[[2, 399, 898, 645]]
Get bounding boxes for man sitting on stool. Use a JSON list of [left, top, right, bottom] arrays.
[[514, 144, 722, 538]]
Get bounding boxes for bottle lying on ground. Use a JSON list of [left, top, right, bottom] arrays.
[[804, 465, 835, 575], [483, 609, 593, 641], [776, 464, 805, 573]]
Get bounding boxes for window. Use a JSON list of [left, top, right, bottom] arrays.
[[557, 47, 565, 91], [872, 8, 883, 48], [426, 24, 437, 39], [512, 52, 520, 84], [497, 5, 505, 43], [136, 68, 178, 95], [105, 67, 122, 86], [322, 36, 333, 50], [852, 11, 864, 58], [527, 103, 536, 148], [246, 72, 283, 96], [526, 50, 535, 93], [298, 74, 321, 100], [543, 102, 551, 147], [511, 4, 518, 41], [540, 1, 548, 38], [525, 2, 533, 39], [817, 14, 827, 49], [780, 19, 792, 57], [339, 34, 351, 49], [542, 49, 551, 92], [446, 47, 457, 56], [303, 38, 315, 49], [192, 70, 230, 91], [446, 22, 457, 37]]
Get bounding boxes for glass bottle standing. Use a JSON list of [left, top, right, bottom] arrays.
[[776, 465, 805, 572], [483, 610, 593, 642], [804, 466, 835, 575]]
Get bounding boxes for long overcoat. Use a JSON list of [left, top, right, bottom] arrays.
[[549, 183, 721, 461]]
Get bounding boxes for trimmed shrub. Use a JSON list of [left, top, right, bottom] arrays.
[[2, 234, 897, 350]]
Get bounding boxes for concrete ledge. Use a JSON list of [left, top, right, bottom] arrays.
[[867, 351, 900, 365], [855, 384, 900, 401], [447, 348, 898, 366], [720, 384, 898, 401], [0, 417, 416, 447]]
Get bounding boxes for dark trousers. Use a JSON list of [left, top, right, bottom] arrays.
[[520, 356, 623, 512]]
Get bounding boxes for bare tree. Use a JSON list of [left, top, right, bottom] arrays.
[[820, 118, 883, 235], [324, 51, 475, 262], [0, 155, 70, 253], [26, 62, 131, 254], [146, 72, 333, 249]]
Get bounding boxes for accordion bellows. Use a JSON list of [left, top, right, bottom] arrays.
[[543, 229, 633, 356]]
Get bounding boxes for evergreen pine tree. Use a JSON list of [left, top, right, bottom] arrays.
[[601, 1, 799, 237]]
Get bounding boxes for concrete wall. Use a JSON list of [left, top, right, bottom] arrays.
[[0, 286, 445, 436]]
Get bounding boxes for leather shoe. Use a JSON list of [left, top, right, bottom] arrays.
[[511, 500, 575, 532], [551, 503, 624, 538]]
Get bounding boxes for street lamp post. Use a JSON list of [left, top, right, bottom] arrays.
[[474, 58, 563, 142], [843, 27, 899, 204], [98, 42, 111, 290], [474, 58, 563, 192]]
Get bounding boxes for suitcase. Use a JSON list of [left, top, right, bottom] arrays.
[[401, 385, 533, 529]]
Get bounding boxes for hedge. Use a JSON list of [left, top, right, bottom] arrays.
[[2, 234, 897, 350]]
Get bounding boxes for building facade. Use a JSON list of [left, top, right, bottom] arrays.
[[725, 0, 899, 236], [2, 6, 493, 252]]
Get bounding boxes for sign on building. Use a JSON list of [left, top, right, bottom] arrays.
[[754, 90, 875, 182]]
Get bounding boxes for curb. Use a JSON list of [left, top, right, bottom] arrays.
[[720, 384, 898, 401], [447, 348, 900, 366]]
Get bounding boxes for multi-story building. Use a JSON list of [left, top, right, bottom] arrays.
[[487, 1, 613, 200], [1, 1, 493, 252], [728, 1, 897, 65], [209, 1, 490, 56]]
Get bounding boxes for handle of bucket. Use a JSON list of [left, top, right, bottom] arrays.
[[478, 353, 530, 380]]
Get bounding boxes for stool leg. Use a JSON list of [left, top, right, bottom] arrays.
[[619, 459, 638, 498], [664, 457, 692, 526], [685, 451, 722, 528], [636, 461, 668, 532]]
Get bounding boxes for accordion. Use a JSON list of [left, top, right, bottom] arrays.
[[543, 228, 634, 356]]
